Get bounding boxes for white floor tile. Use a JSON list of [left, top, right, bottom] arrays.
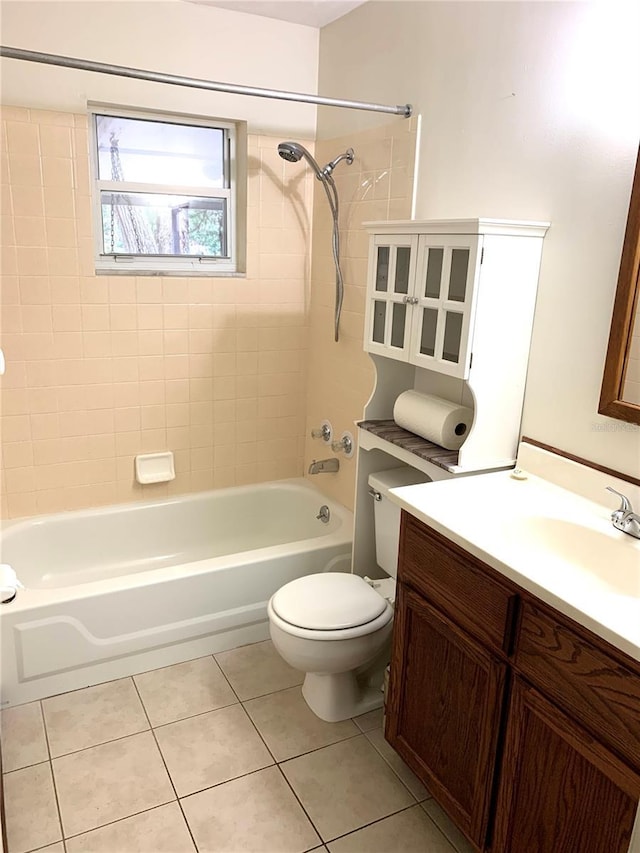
[[3, 762, 62, 853], [43, 678, 148, 757], [0, 702, 49, 772], [181, 766, 320, 852], [154, 703, 273, 797], [281, 735, 414, 841], [53, 731, 174, 837], [65, 802, 196, 853]]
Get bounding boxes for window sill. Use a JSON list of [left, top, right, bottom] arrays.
[[95, 268, 246, 278]]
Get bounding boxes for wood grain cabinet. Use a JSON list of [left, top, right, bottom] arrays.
[[386, 512, 640, 853]]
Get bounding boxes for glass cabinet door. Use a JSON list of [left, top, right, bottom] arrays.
[[409, 235, 481, 377], [365, 235, 418, 360]]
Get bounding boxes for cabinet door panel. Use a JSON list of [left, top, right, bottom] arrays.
[[424, 246, 444, 298], [418, 306, 439, 356], [364, 235, 418, 359], [390, 301, 408, 348], [374, 245, 390, 291], [448, 247, 471, 302], [409, 234, 481, 376], [386, 583, 507, 849], [394, 245, 412, 294], [442, 309, 464, 363], [493, 678, 640, 853]]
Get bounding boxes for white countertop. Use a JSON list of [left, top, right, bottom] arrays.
[[388, 461, 640, 663]]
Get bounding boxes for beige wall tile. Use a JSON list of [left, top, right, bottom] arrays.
[[9, 155, 43, 187], [6, 121, 40, 157], [42, 156, 73, 188], [0, 108, 318, 516], [11, 185, 44, 217], [39, 125, 73, 158], [44, 186, 75, 219], [303, 122, 416, 510], [46, 218, 77, 248]]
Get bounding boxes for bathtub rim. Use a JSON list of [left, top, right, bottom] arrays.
[[0, 477, 354, 613], [0, 475, 345, 533]]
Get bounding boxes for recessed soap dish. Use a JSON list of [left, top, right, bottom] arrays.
[[135, 451, 175, 484]]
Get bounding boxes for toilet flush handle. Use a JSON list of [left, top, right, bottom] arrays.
[[368, 487, 382, 501]]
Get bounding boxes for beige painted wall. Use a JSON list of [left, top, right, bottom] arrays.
[[303, 119, 417, 510], [0, 106, 314, 517], [318, 1, 640, 478], [0, 1, 319, 137]]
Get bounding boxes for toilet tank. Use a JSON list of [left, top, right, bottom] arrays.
[[368, 467, 432, 578]]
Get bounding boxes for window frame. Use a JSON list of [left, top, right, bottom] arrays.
[[88, 104, 238, 275]]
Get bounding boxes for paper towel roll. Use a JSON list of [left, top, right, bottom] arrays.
[[393, 390, 473, 450]]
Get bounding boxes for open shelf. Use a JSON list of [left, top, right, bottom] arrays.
[[357, 419, 459, 474]]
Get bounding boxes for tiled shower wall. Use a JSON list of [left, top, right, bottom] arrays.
[[0, 106, 314, 518], [304, 118, 418, 510]]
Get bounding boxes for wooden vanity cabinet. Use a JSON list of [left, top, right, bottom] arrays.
[[387, 583, 507, 848], [493, 677, 640, 853], [386, 511, 640, 853], [386, 514, 519, 850]]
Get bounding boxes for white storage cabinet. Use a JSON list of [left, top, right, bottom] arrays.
[[363, 219, 547, 380]]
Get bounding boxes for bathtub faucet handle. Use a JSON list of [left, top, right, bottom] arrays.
[[316, 505, 330, 523], [330, 431, 354, 458], [310, 420, 332, 442]]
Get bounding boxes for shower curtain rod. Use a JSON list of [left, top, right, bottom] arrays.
[[0, 46, 413, 118]]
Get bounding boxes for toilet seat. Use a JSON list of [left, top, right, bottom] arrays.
[[268, 573, 393, 641]]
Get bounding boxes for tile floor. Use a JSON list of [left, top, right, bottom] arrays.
[[1, 640, 475, 853]]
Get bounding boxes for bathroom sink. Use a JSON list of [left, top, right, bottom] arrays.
[[388, 444, 640, 661], [505, 516, 640, 598]]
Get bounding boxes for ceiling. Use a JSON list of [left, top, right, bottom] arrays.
[[190, 0, 367, 28]]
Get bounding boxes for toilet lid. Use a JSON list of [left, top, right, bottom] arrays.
[[271, 573, 388, 631]]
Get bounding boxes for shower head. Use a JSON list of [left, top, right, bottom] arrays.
[[278, 141, 355, 181], [278, 141, 324, 180], [277, 141, 304, 163], [278, 139, 355, 343]]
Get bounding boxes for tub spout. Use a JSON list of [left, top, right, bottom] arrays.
[[308, 458, 339, 474]]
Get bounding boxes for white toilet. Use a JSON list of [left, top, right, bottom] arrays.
[[268, 467, 430, 722]]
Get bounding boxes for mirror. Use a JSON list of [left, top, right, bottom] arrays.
[[599, 145, 640, 425]]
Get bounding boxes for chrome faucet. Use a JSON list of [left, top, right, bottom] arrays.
[[606, 487, 640, 539], [308, 458, 339, 474]]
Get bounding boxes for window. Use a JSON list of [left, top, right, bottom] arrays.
[[90, 106, 243, 275]]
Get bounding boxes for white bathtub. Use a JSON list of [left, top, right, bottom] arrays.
[[0, 479, 353, 707]]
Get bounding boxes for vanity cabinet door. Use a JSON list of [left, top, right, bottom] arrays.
[[364, 234, 418, 360], [493, 677, 640, 853], [386, 583, 507, 851]]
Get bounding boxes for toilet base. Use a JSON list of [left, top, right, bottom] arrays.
[[302, 670, 383, 722]]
